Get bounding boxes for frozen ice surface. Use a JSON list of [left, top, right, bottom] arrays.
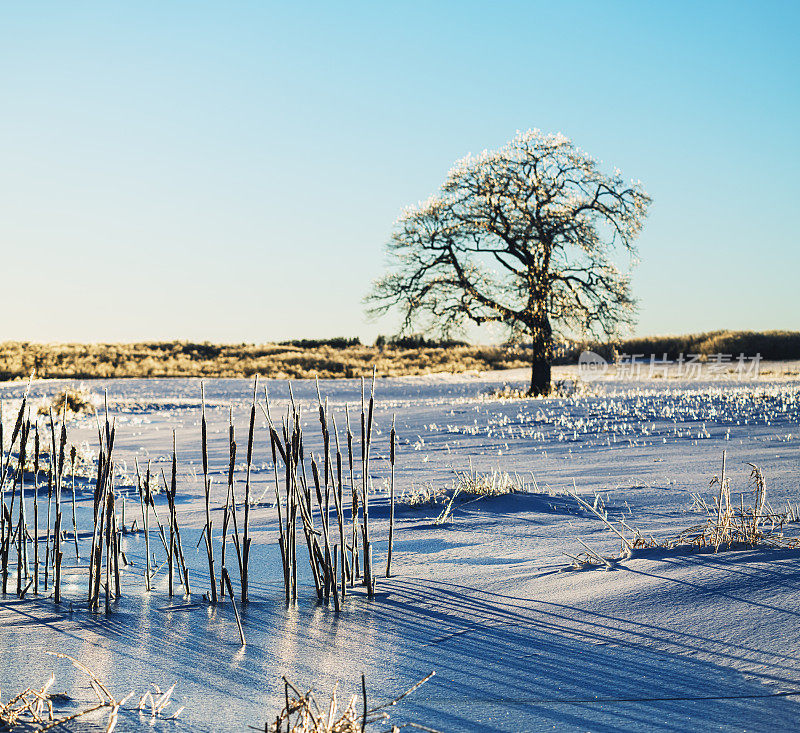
[[1, 366, 799, 731]]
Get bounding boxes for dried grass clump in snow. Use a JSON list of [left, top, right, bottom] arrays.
[[400, 465, 548, 524], [453, 466, 523, 497], [399, 467, 523, 512], [400, 467, 524, 509], [268, 672, 438, 733], [568, 454, 800, 569], [0, 652, 182, 732], [680, 460, 800, 551], [37, 388, 95, 417], [399, 483, 450, 507]]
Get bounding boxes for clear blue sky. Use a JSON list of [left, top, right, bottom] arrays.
[[1, 1, 798, 343]]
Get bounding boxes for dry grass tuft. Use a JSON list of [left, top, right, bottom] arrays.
[[0, 652, 182, 732], [396, 466, 530, 525], [452, 466, 522, 497], [398, 484, 450, 508], [37, 388, 95, 417], [679, 460, 799, 551], [2, 652, 126, 732], [268, 672, 438, 733], [400, 466, 560, 516], [568, 453, 800, 568]]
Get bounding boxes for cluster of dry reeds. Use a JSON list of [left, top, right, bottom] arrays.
[[256, 373, 396, 609], [568, 450, 800, 568], [0, 373, 399, 634], [0, 379, 80, 604], [268, 672, 437, 733]]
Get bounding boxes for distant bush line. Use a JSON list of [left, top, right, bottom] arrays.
[[560, 330, 800, 364], [0, 330, 796, 381], [0, 340, 526, 380]]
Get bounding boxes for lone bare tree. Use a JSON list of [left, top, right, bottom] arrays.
[[367, 130, 651, 395]]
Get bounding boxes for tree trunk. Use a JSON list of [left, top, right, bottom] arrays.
[[530, 357, 551, 396], [527, 309, 553, 397]]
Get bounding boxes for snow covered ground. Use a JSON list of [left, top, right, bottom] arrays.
[[1, 365, 799, 731]]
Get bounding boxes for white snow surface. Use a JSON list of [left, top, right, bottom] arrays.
[[1, 365, 799, 731]]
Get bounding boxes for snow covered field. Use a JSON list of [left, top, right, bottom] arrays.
[[1, 365, 799, 732]]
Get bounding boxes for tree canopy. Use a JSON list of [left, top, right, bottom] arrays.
[[367, 129, 651, 394]]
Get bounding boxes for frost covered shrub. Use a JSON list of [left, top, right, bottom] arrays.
[[38, 388, 95, 416]]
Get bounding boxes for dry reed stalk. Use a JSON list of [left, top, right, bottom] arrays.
[[0, 378, 30, 500], [172, 477, 190, 594], [33, 422, 40, 593], [0, 400, 5, 594], [90, 490, 104, 609], [201, 382, 217, 602], [360, 379, 368, 591], [88, 415, 103, 606], [220, 474, 231, 600], [138, 682, 184, 720], [364, 370, 376, 597], [242, 375, 257, 603], [331, 544, 340, 612], [104, 477, 113, 613], [43, 407, 58, 592], [165, 468, 174, 597], [386, 415, 396, 578], [314, 384, 334, 601], [714, 450, 729, 550], [220, 410, 241, 599], [70, 444, 79, 560], [53, 399, 67, 603], [748, 463, 767, 537], [266, 413, 290, 597], [315, 384, 333, 590], [283, 391, 298, 602], [264, 400, 294, 603], [569, 480, 633, 552], [14, 417, 25, 597], [288, 424, 298, 603], [161, 438, 190, 597], [29, 652, 141, 732], [311, 456, 333, 601], [88, 408, 109, 605], [135, 458, 152, 591], [296, 449, 324, 599], [331, 417, 348, 597], [225, 410, 245, 595], [345, 405, 359, 584], [112, 491, 122, 599], [88, 467, 102, 606], [146, 482, 170, 556], [222, 567, 246, 646], [93, 412, 116, 610]]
